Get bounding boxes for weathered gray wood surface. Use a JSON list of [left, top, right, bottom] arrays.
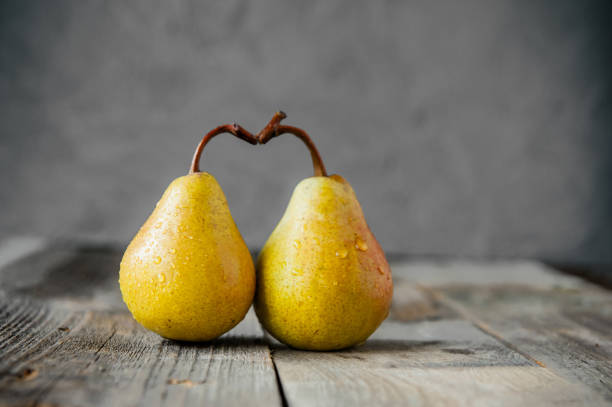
[[0, 238, 610, 406], [0, 239, 280, 407]]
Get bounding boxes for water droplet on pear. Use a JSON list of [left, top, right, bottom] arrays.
[[355, 237, 368, 251], [335, 249, 348, 258]]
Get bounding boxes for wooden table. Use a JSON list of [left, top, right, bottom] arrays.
[[1, 237, 610, 406]]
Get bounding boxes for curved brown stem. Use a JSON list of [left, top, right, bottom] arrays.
[[256, 111, 287, 142], [256, 113, 327, 177], [189, 123, 257, 174]]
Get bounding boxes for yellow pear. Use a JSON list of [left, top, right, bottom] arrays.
[[119, 124, 256, 341], [254, 113, 392, 350]]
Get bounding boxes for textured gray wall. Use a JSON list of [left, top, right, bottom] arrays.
[[1, 1, 611, 263]]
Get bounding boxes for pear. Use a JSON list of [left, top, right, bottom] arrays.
[[119, 124, 256, 341], [254, 113, 392, 350]]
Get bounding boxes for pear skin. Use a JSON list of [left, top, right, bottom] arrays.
[[255, 174, 392, 350], [120, 172, 255, 341]]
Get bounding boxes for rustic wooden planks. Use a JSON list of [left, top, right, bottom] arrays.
[[22, 309, 281, 407], [1, 239, 611, 406], [0, 240, 282, 407], [272, 298, 603, 406], [394, 260, 612, 404]]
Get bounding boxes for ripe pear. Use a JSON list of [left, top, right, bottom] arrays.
[[255, 174, 393, 350], [120, 125, 255, 341], [254, 112, 392, 350]]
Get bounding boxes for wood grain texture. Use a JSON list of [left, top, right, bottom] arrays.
[[394, 260, 612, 403], [1, 241, 611, 406], [272, 306, 603, 406], [0, 241, 281, 407]]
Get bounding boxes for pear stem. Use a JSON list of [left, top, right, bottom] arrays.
[[189, 123, 257, 174], [256, 112, 328, 177]]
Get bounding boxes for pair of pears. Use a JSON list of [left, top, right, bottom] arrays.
[[119, 115, 392, 350]]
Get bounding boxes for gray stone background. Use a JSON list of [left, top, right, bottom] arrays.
[[1, 0, 611, 264]]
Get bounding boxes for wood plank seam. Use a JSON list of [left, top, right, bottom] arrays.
[[417, 284, 548, 368], [269, 349, 289, 407], [0, 244, 286, 407]]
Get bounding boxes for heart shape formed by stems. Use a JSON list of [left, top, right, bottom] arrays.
[[190, 112, 327, 177]]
